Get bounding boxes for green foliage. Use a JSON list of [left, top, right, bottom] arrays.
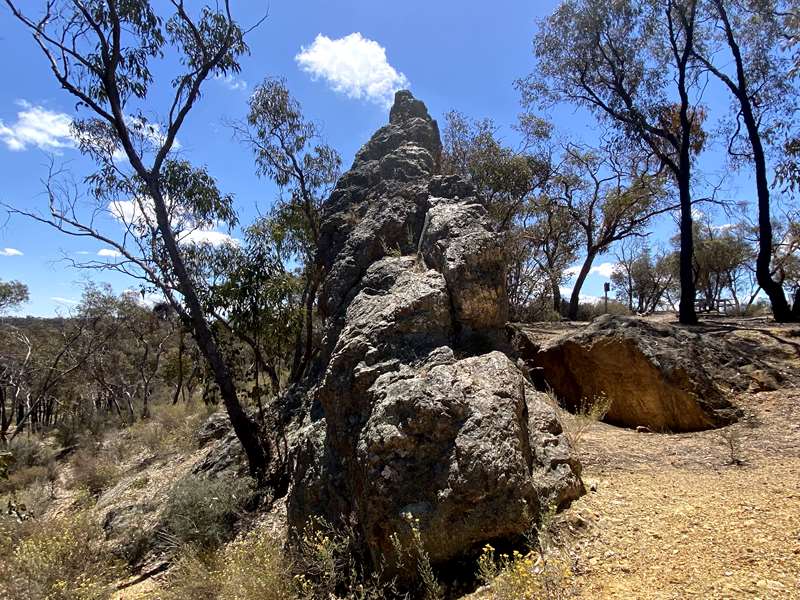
[[162, 520, 294, 600], [573, 300, 631, 322], [160, 475, 255, 552], [612, 242, 678, 313], [477, 504, 573, 600], [0, 279, 29, 313], [442, 110, 551, 229], [293, 517, 400, 600]]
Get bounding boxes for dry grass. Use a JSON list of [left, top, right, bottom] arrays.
[[0, 510, 126, 600]]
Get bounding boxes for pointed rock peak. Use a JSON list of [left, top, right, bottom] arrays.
[[389, 90, 431, 124]]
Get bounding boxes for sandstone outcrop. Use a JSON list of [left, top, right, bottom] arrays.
[[285, 91, 583, 573], [511, 315, 745, 431]]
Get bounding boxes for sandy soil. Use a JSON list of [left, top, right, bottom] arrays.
[[563, 388, 800, 599]]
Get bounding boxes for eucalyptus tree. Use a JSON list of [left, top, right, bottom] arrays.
[[0, 281, 28, 314], [518, 195, 580, 314], [526, 0, 708, 324], [690, 0, 799, 320], [235, 78, 341, 384], [441, 111, 552, 230], [611, 242, 678, 313], [551, 144, 671, 319], [441, 111, 562, 316], [3, 1, 269, 480]]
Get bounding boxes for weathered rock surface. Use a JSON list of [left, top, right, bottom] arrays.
[[285, 91, 583, 573], [511, 315, 745, 431]]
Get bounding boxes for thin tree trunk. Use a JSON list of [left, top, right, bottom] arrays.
[[148, 183, 268, 482], [568, 250, 597, 320], [551, 276, 562, 314]]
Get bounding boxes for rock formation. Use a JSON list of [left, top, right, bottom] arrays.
[[511, 315, 745, 431], [285, 91, 583, 573]]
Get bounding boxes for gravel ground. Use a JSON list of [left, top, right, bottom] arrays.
[[562, 387, 800, 599]]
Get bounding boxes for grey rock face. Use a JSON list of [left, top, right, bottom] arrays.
[[513, 315, 744, 431], [286, 91, 582, 573]]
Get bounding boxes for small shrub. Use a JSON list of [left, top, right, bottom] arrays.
[[574, 300, 630, 322], [160, 549, 221, 600], [8, 435, 49, 470], [0, 511, 126, 600], [561, 392, 612, 452], [69, 448, 119, 496], [477, 504, 573, 600], [293, 517, 400, 600], [128, 402, 208, 457], [163, 521, 294, 600], [217, 522, 294, 600], [389, 514, 443, 600], [0, 464, 48, 495], [717, 427, 745, 466], [160, 475, 255, 552]]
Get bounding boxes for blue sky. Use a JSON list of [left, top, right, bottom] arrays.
[[0, 1, 748, 316]]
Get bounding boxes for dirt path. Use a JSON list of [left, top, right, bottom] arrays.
[[564, 389, 800, 599]]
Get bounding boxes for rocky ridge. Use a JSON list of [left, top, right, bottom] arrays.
[[284, 91, 583, 573], [510, 315, 756, 431]]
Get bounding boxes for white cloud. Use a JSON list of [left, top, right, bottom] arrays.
[[0, 101, 177, 159], [565, 261, 618, 279], [178, 229, 238, 247], [75, 251, 91, 255], [97, 248, 121, 258], [122, 289, 165, 308], [0, 247, 23, 256], [296, 33, 409, 108], [214, 73, 247, 91], [51, 297, 79, 305], [559, 287, 604, 304], [108, 198, 236, 247], [0, 101, 74, 151]]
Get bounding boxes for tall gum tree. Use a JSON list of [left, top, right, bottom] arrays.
[[524, 0, 707, 324], [691, 0, 798, 321], [551, 143, 671, 319], [3, 1, 270, 481]]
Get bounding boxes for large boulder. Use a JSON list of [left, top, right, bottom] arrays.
[[513, 315, 744, 431], [285, 91, 583, 574]]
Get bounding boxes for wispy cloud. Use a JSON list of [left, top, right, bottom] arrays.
[[0, 247, 23, 256], [296, 33, 409, 108], [97, 248, 121, 258], [0, 101, 73, 151], [214, 73, 247, 91]]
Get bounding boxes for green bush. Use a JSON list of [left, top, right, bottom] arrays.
[[68, 448, 119, 496], [574, 300, 630, 322], [160, 475, 255, 552]]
